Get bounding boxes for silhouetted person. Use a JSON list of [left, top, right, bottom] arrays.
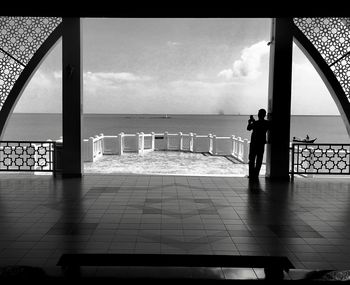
[[247, 109, 270, 179]]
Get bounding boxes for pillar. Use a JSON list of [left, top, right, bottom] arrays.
[[62, 18, 83, 177], [265, 18, 293, 180]]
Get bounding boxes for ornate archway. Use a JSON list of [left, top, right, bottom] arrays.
[[0, 17, 63, 139], [293, 17, 350, 137]]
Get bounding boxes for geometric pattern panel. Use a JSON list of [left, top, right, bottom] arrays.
[[0, 141, 56, 172], [293, 18, 350, 101], [0, 17, 62, 110], [291, 143, 350, 175], [0, 52, 23, 108], [0, 17, 62, 65], [332, 55, 350, 97]]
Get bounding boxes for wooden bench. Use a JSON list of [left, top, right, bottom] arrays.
[[57, 253, 295, 280]]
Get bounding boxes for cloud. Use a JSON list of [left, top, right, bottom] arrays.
[[166, 41, 181, 47], [218, 40, 269, 80], [84, 72, 152, 84], [14, 68, 266, 114], [13, 52, 340, 116], [50, 71, 154, 85], [83, 71, 154, 95], [82, 75, 243, 114], [217, 69, 233, 80], [169, 79, 235, 89]]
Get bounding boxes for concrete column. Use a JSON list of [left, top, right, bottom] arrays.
[[62, 18, 83, 177], [265, 18, 294, 181]]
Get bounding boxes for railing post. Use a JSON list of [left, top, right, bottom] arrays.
[[82, 139, 88, 162], [136, 132, 140, 154], [164, 131, 169, 150], [189, 133, 194, 152], [291, 144, 295, 181], [99, 133, 104, 154], [32, 143, 37, 171], [0, 144, 2, 171], [52, 141, 56, 176], [118, 132, 124, 155], [243, 139, 249, 163], [89, 137, 94, 161], [231, 135, 235, 156], [193, 133, 197, 152], [238, 137, 243, 161], [151, 132, 155, 151], [208, 134, 213, 154], [140, 132, 144, 154], [296, 144, 300, 175], [307, 146, 315, 178], [212, 135, 217, 155], [348, 146, 350, 176], [179, 132, 183, 151], [46, 139, 53, 172], [94, 135, 99, 157], [233, 136, 238, 158]]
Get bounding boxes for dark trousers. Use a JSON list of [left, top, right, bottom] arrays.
[[248, 143, 265, 178]]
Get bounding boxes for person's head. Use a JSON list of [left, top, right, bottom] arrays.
[[258, 109, 266, 120]]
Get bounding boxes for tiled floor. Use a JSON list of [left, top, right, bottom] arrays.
[[0, 173, 349, 279]]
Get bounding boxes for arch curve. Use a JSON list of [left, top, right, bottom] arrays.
[[0, 17, 63, 139], [292, 18, 350, 138]]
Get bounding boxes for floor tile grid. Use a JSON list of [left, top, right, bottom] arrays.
[[0, 173, 350, 270], [77, 180, 322, 268]]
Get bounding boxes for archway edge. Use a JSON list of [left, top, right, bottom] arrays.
[[0, 22, 63, 140], [292, 24, 350, 138]]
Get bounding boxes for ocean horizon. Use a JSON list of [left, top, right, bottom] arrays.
[[2, 113, 349, 143]]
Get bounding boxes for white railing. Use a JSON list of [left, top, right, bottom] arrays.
[[194, 134, 210, 153], [83, 134, 104, 162], [82, 132, 250, 163], [231, 135, 250, 163]]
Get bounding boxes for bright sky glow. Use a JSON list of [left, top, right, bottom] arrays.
[[13, 18, 340, 115]]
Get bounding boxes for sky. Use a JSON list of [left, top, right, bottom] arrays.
[[13, 18, 340, 115]]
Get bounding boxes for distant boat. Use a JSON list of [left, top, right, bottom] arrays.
[[163, 114, 170, 119], [292, 135, 317, 143]]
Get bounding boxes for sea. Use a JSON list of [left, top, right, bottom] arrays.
[[2, 113, 349, 143]]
